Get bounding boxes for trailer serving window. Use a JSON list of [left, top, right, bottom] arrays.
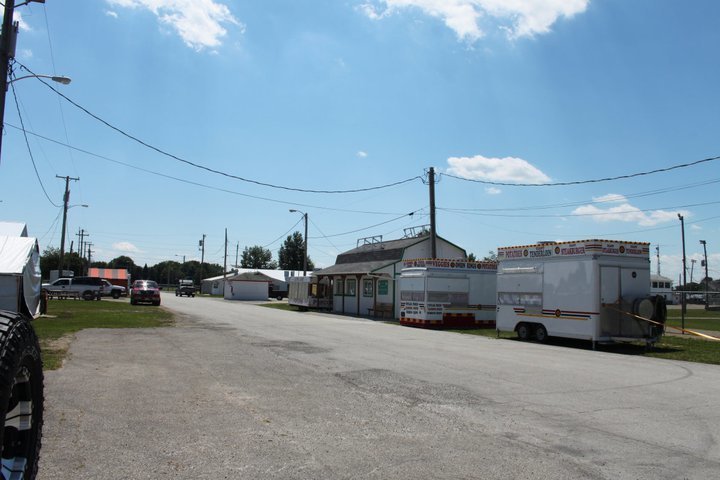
[[497, 265, 543, 306]]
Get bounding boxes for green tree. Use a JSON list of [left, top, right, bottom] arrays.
[[241, 245, 277, 269], [40, 247, 84, 279], [483, 250, 497, 262], [467, 253, 477, 262], [278, 231, 314, 271]]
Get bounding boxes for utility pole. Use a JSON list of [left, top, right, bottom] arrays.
[[199, 234, 206, 287], [690, 259, 696, 285], [700, 240, 709, 309], [0, 0, 17, 164], [656, 245, 661, 276], [428, 167, 437, 259], [235, 242, 239, 270], [77, 228, 88, 274], [57, 175, 79, 275], [223, 228, 228, 279], [302, 213, 308, 276], [86, 243, 93, 266], [678, 213, 687, 331]]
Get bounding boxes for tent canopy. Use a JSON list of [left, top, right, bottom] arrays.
[[0, 235, 41, 317]]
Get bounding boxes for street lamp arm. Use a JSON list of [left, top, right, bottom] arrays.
[[9, 74, 71, 85]]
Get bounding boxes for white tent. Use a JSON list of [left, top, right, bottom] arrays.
[[0, 221, 28, 237], [0, 235, 41, 317]]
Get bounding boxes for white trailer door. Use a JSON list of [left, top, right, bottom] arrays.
[[600, 266, 621, 337]]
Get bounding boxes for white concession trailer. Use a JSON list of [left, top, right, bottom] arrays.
[[496, 240, 666, 346], [399, 259, 497, 328]]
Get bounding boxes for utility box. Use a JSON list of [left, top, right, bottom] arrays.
[[399, 259, 497, 328], [496, 240, 666, 346]]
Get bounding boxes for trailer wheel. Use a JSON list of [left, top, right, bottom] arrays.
[[516, 323, 531, 341], [0, 310, 44, 480], [534, 324, 548, 343]]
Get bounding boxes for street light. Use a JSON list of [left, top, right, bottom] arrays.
[[289, 209, 308, 276], [175, 254, 186, 263], [8, 74, 71, 85]]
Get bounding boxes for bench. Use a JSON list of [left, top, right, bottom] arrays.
[[45, 289, 81, 300], [368, 303, 394, 319]]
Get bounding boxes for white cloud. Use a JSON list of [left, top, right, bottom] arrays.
[[485, 186, 502, 195], [106, 10, 119, 18], [446, 154, 551, 184], [360, 0, 589, 42], [592, 193, 626, 204], [107, 0, 241, 51], [571, 201, 688, 227], [113, 241, 140, 253], [356, 151, 368, 158]]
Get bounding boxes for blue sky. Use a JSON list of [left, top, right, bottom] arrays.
[[1, 0, 718, 284]]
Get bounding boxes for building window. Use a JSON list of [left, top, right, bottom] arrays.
[[378, 280, 389, 295], [334, 279, 344, 295], [363, 279, 373, 297], [345, 279, 357, 296]]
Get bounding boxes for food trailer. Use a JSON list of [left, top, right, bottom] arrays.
[[399, 259, 497, 328], [495, 239, 666, 346]]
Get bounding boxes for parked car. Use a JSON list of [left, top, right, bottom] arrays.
[[101, 279, 127, 299], [41, 276, 104, 301], [175, 279, 195, 297], [130, 280, 161, 306]]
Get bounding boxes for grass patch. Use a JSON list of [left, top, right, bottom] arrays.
[[666, 309, 720, 332], [33, 300, 174, 370]]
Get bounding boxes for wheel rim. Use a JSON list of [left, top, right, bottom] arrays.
[[2, 366, 34, 480]]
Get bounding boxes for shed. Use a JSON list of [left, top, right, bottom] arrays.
[[0, 235, 41, 317], [313, 232, 467, 318], [224, 272, 273, 301]]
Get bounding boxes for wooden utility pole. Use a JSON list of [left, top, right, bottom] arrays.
[[57, 175, 79, 274], [0, 0, 17, 164], [428, 167, 437, 259]]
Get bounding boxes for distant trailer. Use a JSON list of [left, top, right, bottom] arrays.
[[399, 259, 497, 329], [495, 239, 666, 346], [288, 276, 331, 310]]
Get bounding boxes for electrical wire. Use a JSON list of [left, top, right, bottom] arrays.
[[310, 210, 420, 239], [438, 200, 720, 218], [15, 60, 423, 195], [4, 123, 415, 216], [441, 177, 720, 213], [441, 155, 720, 187], [263, 218, 304, 249], [9, 72, 61, 207]]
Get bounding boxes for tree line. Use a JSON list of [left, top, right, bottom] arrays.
[[40, 231, 314, 284]]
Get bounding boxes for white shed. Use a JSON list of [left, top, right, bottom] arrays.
[[224, 272, 273, 301], [0, 235, 42, 317]]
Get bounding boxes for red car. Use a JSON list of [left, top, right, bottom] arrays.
[[130, 280, 161, 306]]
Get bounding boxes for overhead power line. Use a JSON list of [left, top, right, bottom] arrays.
[[6, 123, 414, 216], [15, 60, 422, 195], [441, 155, 720, 187]]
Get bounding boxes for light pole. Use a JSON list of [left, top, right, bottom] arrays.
[[8, 74, 71, 85], [700, 240, 709, 309], [678, 213, 687, 332], [289, 209, 308, 276], [0, 0, 68, 163], [175, 254, 186, 263]]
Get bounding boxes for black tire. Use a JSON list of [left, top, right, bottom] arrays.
[[276, 295, 283, 301], [516, 323, 531, 340], [0, 310, 43, 480], [535, 324, 548, 343], [152, 301, 161, 306], [82, 291, 94, 301], [112, 290, 120, 299]]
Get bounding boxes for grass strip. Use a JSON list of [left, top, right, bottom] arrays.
[[33, 300, 174, 370]]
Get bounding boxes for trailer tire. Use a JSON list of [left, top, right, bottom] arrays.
[[516, 323, 531, 341], [534, 324, 548, 343], [0, 310, 44, 480]]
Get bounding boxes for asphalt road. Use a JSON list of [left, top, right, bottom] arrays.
[[38, 294, 720, 479]]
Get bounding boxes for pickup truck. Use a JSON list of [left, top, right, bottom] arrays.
[[175, 279, 195, 297], [42, 276, 104, 301], [101, 279, 127, 299]]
